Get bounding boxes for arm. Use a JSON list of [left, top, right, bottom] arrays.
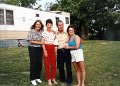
[[55, 46, 58, 55], [41, 37, 46, 52], [80, 37, 82, 44], [27, 31, 43, 45], [29, 40, 43, 45], [41, 37, 48, 57]]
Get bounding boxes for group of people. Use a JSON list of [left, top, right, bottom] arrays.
[[26, 19, 86, 86]]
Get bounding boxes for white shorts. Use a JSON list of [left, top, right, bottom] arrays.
[[70, 49, 84, 62]]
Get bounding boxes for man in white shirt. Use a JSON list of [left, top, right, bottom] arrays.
[[56, 20, 73, 85]]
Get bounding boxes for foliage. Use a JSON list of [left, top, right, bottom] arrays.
[[50, 0, 120, 39], [0, 0, 39, 8], [0, 0, 19, 5]]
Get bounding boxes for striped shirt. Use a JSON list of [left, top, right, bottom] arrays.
[[26, 29, 43, 47]]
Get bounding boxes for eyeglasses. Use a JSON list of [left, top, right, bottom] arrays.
[[68, 30, 74, 31]]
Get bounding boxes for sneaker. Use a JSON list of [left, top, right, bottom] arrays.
[[31, 80, 37, 86], [35, 79, 42, 83]]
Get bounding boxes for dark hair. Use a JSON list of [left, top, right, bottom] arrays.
[[56, 20, 63, 26], [67, 25, 76, 35], [46, 19, 53, 26], [31, 20, 44, 31]]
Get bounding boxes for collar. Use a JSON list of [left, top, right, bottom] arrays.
[[57, 31, 66, 34], [31, 29, 41, 34]]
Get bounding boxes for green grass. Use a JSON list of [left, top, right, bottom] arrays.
[[0, 40, 120, 86]]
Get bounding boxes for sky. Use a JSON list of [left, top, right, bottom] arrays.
[[35, 0, 57, 11]]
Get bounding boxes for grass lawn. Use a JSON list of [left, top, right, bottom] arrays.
[[0, 40, 120, 86]]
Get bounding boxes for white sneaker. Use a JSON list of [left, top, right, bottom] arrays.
[[35, 79, 42, 83], [31, 80, 37, 86]]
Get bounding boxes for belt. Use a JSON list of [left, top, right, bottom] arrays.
[[45, 43, 54, 45], [58, 48, 66, 52]]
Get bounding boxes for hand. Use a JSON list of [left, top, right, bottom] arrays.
[[55, 49, 57, 52], [64, 45, 70, 49], [52, 30, 58, 35], [44, 51, 48, 57], [37, 41, 43, 45], [55, 49, 57, 56], [40, 41, 44, 45]]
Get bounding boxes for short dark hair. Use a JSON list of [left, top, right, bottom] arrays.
[[67, 25, 76, 35], [56, 20, 63, 26], [31, 20, 44, 31], [46, 19, 53, 26]]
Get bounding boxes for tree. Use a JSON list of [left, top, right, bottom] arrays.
[[50, 0, 120, 40], [0, 0, 19, 5], [0, 0, 39, 8], [19, 0, 37, 8], [34, 5, 42, 11]]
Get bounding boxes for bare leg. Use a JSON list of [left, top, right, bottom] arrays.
[[79, 61, 85, 86], [73, 62, 81, 86], [48, 79, 52, 86]]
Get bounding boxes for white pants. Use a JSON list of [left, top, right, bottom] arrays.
[[70, 49, 84, 62]]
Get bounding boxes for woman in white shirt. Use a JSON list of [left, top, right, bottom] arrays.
[[42, 19, 57, 85]]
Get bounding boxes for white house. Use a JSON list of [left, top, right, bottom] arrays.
[[0, 3, 70, 40]]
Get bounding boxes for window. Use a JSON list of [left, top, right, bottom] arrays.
[[6, 10, 14, 25], [0, 9, 14, 25], [22, 17, 25, 22], [65, 17, 69, 24], [0, 9, 4, 25], [56, 17, 59, 22], [36, 14, 39, 17]]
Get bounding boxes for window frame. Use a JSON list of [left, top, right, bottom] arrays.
[[56, 17, 59, 22], [6, 9, 14, 25], [0, 8, 4, 25], [65, 17, 69, 24], [0, 8, 14, 25], [36, 14, 39, 17]]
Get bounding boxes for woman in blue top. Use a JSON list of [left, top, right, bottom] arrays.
[[65, 25, 86, 86]]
